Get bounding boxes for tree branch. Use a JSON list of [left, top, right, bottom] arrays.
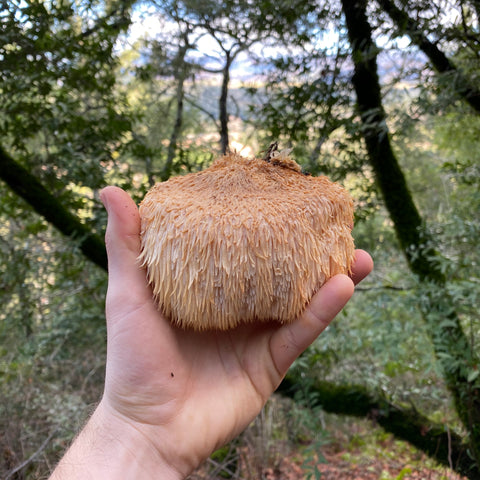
[[184, 95, 220, 127], [5, 429, 57, 480], [376, 0, 480, 113], [0, 145, 107, 271]]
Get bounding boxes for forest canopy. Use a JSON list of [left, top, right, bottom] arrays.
[[1, 0, 479, 478]]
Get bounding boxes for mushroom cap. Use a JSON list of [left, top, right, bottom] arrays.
[[139, 152, 355, 330]]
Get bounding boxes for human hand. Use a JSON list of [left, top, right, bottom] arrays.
[[50, 186, 372, 480]]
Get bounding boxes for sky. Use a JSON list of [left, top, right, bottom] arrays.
[[123, 2, 422, 90]]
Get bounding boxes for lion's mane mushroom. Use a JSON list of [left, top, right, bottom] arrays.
[[139, 150, 355, 331]]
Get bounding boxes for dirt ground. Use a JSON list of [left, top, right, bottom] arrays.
[[263, 447, 467, 480], [192, 444, 467, 480]]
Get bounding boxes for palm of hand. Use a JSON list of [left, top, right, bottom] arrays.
[[104, 282, 283, 468]]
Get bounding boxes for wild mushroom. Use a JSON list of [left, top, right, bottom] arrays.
[[139, 149, 355, 330]]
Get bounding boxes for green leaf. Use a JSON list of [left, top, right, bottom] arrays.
[[467, 369, 479, 383]]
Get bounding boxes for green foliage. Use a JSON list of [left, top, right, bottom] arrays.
[[299, 107, 480, 422], [0, 0, 134, 217], [0, 204, 107, 478]]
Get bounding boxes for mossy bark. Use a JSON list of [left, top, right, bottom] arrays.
[[340, 0, 480, 470], [0, 145, 107, 271]]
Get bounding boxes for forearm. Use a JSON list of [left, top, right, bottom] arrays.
[[49, 402, 183, 480]]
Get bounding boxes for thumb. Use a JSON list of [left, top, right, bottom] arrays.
[[100, 186, 150, 307], [270, 274, 354, 376]]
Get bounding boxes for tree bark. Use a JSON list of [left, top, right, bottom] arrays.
[[340, 0, 480, 469], [376, 0, 480, 113], [278, 376, 478, 478], [0, 145, 107, 271], [219, 50, 232, 155]]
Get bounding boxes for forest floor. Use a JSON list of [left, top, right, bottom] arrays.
[[191, 413, 467, 480], [262, 443, 467, 480]]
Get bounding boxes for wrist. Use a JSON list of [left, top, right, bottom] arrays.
[[50, 401, 184, 480]]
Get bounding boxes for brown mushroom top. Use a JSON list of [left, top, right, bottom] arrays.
[[139, 152, 355, 330]]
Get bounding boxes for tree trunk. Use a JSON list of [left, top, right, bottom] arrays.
[[161, 36, 189, 181], [278, 376, 478, 478], [340, 0, 480, 469], [376, 0, 480, 113], [0, 145, 107, 271], [219, 50, 232, 155]]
